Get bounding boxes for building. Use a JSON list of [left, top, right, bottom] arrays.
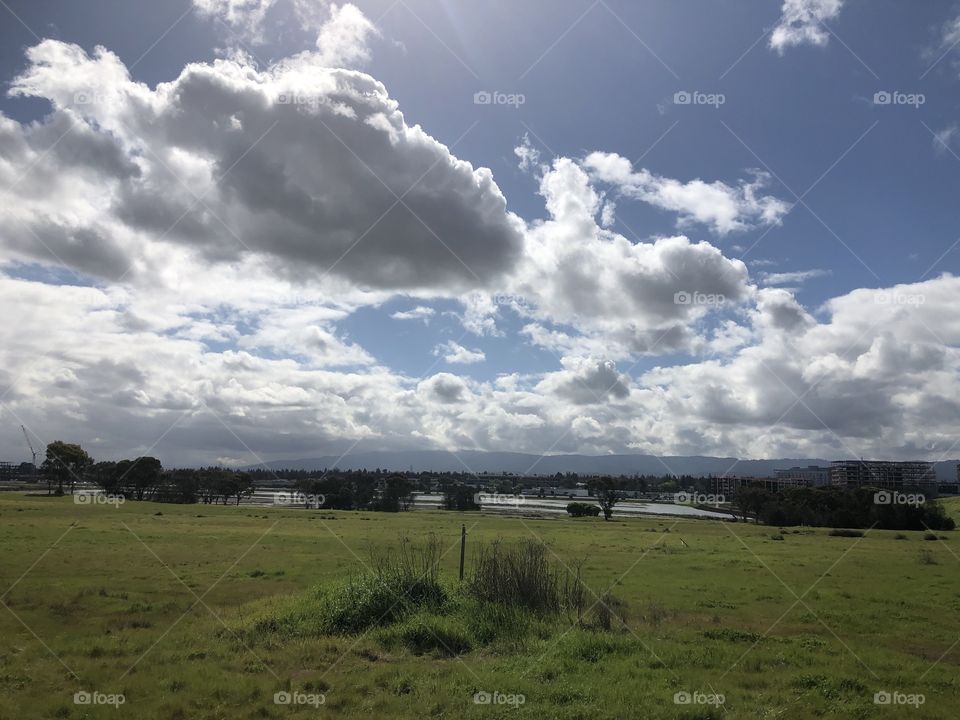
[[712, 476, 780, 496], [775, 466, 831, 487], [830, 460, 936, 489], [0, 462, 17, 482]]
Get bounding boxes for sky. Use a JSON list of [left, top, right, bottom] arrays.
[[1, 0, 960, 467]]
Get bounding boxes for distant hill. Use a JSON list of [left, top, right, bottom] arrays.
[[246, 450, 960, 480]]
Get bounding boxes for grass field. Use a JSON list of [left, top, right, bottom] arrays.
[[1, 494, 959, 719]]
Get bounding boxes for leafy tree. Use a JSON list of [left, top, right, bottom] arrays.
[[41, 441, 93, 496], [117, 457, 163, 500], [375, 474, 414, 512], [735, 487, 772, 523], [588, 476, 622, 521], [230, 472, 256, 505], [90, 461, 119, 495], [443, 484, 480, 511]]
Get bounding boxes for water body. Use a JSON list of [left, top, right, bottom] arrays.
[[246, 491, 733, 520]]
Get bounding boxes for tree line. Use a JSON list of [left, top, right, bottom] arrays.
[[735, 486, 955, 530], [39, 441, 255, 505]]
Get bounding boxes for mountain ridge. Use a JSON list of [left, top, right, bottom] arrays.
[[245, 450, 960, 480]]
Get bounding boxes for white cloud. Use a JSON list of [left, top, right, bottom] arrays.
[[193, 0, 278, 39], [514, 133, 542, 173], [313, 3, 379, 68], [760, 268, 831, 286], [512, 157, 753, 360], [391, 306, 436, 322], [537, 358, 631, 406], [933, 124, 958, 155], [769, 0, 844, 54], [4, 40, 525, 293], [433, 340, 485, 365], [583, 152, 791, 235]]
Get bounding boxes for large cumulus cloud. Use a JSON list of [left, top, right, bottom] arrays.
[[3, 40, 525, 291]]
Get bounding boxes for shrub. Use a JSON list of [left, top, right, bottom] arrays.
[[828, 529, 864, 538], [567, 502, 601, 518], [462, 599, 544, 645], [558, 629, 635, 663], [703, 628, 762, 643], [468, 540, 581, 616], [241, 535, 450, 639], [378, 613, 472, 656], [923, 532, 938, 541], [894, 533, 908, 540], [589, 591, 629, 631]]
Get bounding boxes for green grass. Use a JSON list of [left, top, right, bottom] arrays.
[[1, 493, 959, 718]]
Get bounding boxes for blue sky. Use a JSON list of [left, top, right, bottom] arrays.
[[2, 0, 960, 465]]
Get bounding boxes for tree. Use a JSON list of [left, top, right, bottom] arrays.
[[231, 472, 256, 505], [117, 457, 163, 500], [90, 461, 119, 495], [735, 487, 771, 523], [589, 476, 621, 521], [443, 484, 480, 511], [41, 441, 93, 496], [376, 474, 414, 512]]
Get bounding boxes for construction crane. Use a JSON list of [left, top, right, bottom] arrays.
[[21, 425, 38, 481]]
